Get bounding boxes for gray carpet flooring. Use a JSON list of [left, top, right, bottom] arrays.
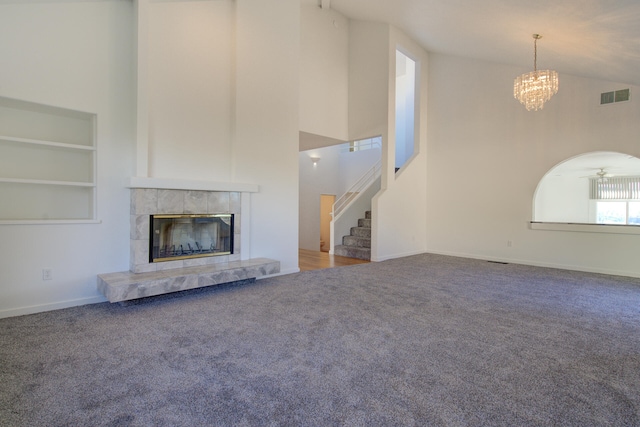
[[1, 253, 640, 426]]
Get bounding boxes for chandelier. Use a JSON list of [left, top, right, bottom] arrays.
[[514, 34, 558, 111]]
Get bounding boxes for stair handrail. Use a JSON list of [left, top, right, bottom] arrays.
[[339, 136, 382, 153], [333, 160, 382, 218]]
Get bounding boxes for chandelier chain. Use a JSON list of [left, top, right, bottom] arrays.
[[533, 38, 537, 72]]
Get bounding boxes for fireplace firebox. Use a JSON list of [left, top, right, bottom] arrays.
[[150, 214, 233, 263]]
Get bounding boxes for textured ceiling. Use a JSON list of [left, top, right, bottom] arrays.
[[322, 0, 640, 87]]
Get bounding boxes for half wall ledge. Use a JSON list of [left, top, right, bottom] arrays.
[[97, 258, 280, 303], [529, 221, 640, 235]]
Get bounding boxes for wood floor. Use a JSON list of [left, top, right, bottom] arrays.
[[298, 248, 369, 272]]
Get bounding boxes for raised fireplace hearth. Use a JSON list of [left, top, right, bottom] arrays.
[[98, 258, 280, 302]]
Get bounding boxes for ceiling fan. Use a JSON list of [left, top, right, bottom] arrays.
[[581, 168, 612, 181]]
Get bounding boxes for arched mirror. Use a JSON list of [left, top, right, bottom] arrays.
[[534, 152, 640, 225]]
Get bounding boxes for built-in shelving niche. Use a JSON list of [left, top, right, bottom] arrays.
[[0, 96, 96, 223]]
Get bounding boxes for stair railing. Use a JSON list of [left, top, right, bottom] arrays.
[[332, 160, 382, 219]]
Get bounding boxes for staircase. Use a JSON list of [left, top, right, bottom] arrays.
[[334, 211, 371, 260]]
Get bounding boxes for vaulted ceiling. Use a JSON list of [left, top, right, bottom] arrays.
[[318, 0, 640, 87]]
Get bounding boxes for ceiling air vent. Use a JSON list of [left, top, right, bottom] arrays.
[[601, 88, 630, 105]]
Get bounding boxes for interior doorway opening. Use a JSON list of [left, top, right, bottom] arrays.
[[320, 194, 335, 252]]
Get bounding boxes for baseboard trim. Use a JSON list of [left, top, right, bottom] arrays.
[[372, 249, 426, 263], [425, 249, 640, 279], [0, 296, 107, 320]]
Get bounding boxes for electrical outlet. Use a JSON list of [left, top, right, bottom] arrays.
[[42, 269, 53, 281]]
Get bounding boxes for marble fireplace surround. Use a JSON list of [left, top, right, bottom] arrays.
[[131, 191, 242, 274], [96, 178, 280, 303]]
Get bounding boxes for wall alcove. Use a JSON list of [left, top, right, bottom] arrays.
[[0, 96, 96, 223]]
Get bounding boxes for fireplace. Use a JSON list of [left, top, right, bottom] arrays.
[[97, 180, 280, 303], [150, 214, 233, 263], [129, 186, 245, 273]]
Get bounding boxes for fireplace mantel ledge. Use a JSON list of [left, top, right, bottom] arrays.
[[128, 177, 259, 193]]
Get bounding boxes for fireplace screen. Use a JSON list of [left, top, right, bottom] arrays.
[[150, 214, 233, 262]]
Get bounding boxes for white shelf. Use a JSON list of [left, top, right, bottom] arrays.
[[0, 178, 96, 187], [0, 219, 102, 226], [0, 135, 95, 151]]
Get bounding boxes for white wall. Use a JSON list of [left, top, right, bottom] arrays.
[[233, 0, 300, 275], [348, 21, 390, 142], [0, 1, 134, 317], [371, 27, 429, 262], [535, 175, 590, 222], [147, 0, 234, 181], [338, 144, 382, 194], [299, 2, 349, 141], [427, 53, 640, 277]]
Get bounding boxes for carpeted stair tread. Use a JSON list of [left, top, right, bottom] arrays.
[[343, 235, 371, 248], [350, 226, 371, 238], [334, 245, 371, 260], [358, 218, 371, 228]]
